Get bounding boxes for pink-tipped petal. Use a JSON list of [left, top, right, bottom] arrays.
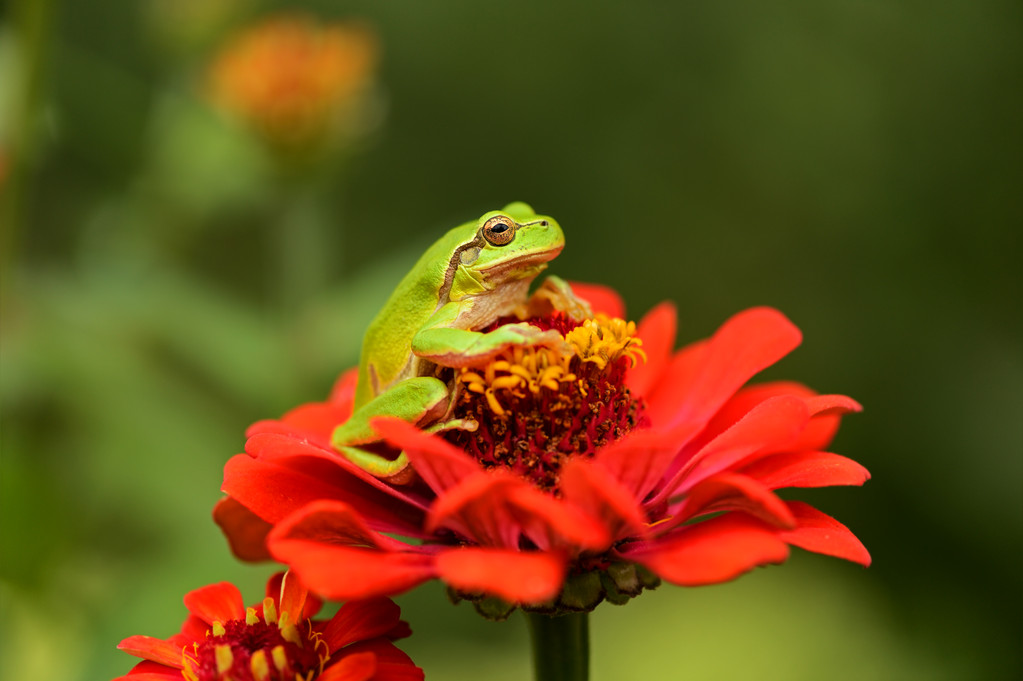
[[780, 501, 872, 566], [435, 547, 566, 604], [672, 473, 795, 529], [371, 416, 481, 493], [212, 496, 274, 562], [627, 301, 677, 397], [568, 281, 626, 318], [560, 458, 649, 542], [116, 636, 183, 667], [182, 581, 245, 625], [622, 514, 790, 586], [740, 451, 871, 489], [321, 598, 402, 651]]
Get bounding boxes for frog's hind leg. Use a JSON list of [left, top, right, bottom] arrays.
[[331, 376, 463, 482]]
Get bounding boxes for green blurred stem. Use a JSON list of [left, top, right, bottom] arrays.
[[526, 611, 590, 681], [273, 185, 332, 315], [1, 0, 54, 271]]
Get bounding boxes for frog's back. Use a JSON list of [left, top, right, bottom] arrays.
[[354, 223, 470, 406]]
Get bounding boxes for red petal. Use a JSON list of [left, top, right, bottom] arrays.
[[674, 381, 817, 457], [805, 394, 863, 417], [792, 394, 863, 451], [435, 547, 566, 604], [329, 368, 359, 406], [780, 501, 871, 566], [740, 451, 870, 489], [560, 459, 648, 542], [330, 641, 424, 681], [268, 500, 413, 551], [594, 426, 684, 503], [654, 308, 802, 432], [267, 502, 435, 600], [278, 571, 311, 624], [222, 450, 427, 535], [113, 660, 184, 680], [643, 340, 708, 429], [277, 403, 351, 441], [672, 473, 795, 529], [659, 395, 810, 500], [321, 598, 402, 651], [622, 514, 790, 586], [371, 416, 480, 493], [319, 651, 376, 681], [626, 302, 677, 398], [182, 582, 244, 625], [212, 496, 273, 562], [568, 281, 625, 318], [431, 472, 538, 548], [507, 484, 611, 551], [245, 432, 430, 508], [179, 615, 207, 642], [116, 636, 182, 667]]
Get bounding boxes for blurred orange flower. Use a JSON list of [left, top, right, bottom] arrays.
[[208, 14, 378, 154]]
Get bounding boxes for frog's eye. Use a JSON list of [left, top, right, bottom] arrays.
[[482, 216, 516, 246]]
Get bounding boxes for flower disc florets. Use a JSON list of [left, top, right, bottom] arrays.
[[446, 312, 648, 492], [184, 599, 325, 681]]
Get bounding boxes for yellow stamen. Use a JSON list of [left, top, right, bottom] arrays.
[[272, 645, 289, 671], [211, 621, 226, 637], [485, 390, 506, 416], [566, 315, 645, 368], [215, 644, 234, 674], [262, 597, 277, 624], [245, 607, 259, 626], [281, 621, 303, 646], [250, 650, 271, 681]]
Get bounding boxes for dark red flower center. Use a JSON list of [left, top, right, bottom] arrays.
[[183, 602, 327, 681], [443, 312, 649, 492]]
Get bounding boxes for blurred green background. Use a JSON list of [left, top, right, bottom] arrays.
[[2, 0, 1020, 679]]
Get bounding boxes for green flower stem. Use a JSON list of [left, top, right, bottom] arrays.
[[525, 611, 590, 681]]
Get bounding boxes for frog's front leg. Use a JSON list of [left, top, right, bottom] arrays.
[[412, 303, 566, 369], [331, 376, 467, 482]]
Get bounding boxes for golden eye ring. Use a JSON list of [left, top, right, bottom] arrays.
[[481, 215, 517, 246]]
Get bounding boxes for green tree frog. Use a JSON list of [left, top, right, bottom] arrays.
[[332, 202, 566, 481]]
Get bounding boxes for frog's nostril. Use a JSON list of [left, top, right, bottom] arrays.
[[540, 220, 549, 227]]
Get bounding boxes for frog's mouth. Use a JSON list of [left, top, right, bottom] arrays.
[[480, 245, 564, 281]]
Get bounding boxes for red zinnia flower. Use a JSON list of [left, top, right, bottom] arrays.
[[114, 572, 423, 680], [217, 284, 870, 614]]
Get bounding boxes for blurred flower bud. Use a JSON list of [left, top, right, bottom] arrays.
[[207, 14, 380, 161]]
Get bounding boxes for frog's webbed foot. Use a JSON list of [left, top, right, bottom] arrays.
[[520, 275, 594, 322]]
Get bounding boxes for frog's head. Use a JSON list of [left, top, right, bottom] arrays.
[[460, 202, 564, 286]]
